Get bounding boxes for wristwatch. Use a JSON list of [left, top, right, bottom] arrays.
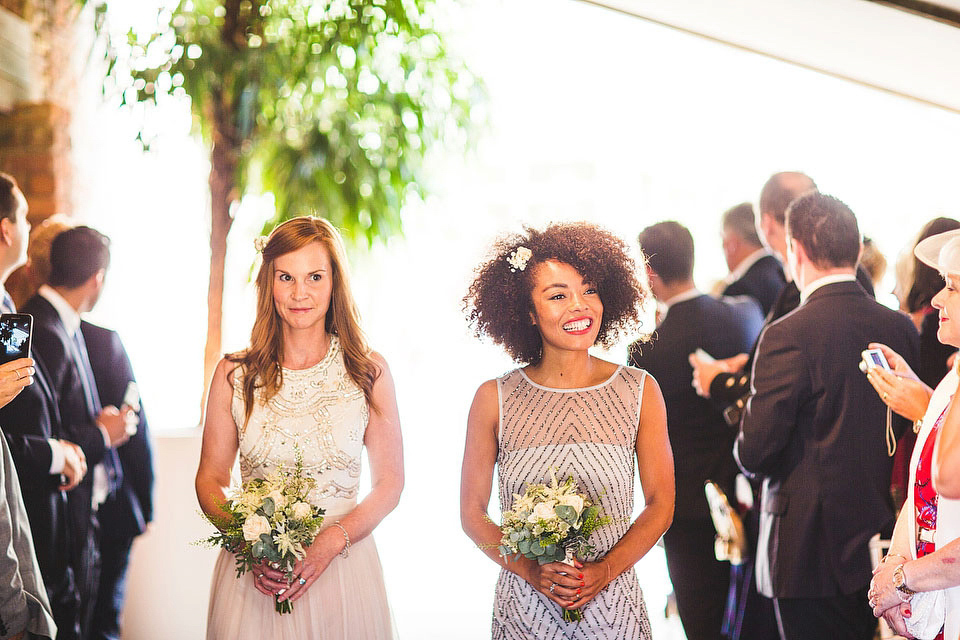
[[892, 563, 916, 596]]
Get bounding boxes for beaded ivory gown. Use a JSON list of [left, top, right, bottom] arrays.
[[494, 366, 653, 639], [206, 337, 395, 639]]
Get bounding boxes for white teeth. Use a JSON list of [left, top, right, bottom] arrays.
[[563, 319, 591, 332]]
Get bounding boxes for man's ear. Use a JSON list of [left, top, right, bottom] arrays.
[[90, 268, 106, 289], [0, 217, 13, 247]]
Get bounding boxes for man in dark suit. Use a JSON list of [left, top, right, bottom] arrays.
[[629, 221, 764, 640], [0, 173, 57, 639], [0, 173, 88, 638], [720, 202, 786, 316], [736, 192, 919, 640], [23, 227, 134, 640], [82, 320, 153, 640]]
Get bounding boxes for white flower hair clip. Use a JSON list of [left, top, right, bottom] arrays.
[[507, 246, 532, 272], [253, 236, 269, 253]]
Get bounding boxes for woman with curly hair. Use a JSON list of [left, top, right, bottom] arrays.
[[197, 217, 402, 639], [460, 222, 675, 638]]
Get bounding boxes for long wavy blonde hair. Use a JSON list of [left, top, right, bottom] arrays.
[[228, 217, 380, 427]]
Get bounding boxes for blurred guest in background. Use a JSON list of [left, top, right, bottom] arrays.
[[866, 228, 960, 639], [884, 218, 960, 507], [16, 215, 151, 639], [82, 320, 153, 640], [0, 175, 86, 638], [719, 202, 786, 316], [24, 227, 136, 639], [0, 172, 56, 640], [629, 221, 762, 640], [859, 237, 887, 290], [737, 192, 919, 640]]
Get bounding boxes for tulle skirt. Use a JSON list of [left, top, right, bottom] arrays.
[[206, 535, 396, 639]]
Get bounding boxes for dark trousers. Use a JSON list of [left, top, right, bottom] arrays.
[[90, 535, 134, 640], [774, 587, 876, 640], [724, 502, 778, 640], [663, 518, 730, 640], [73, 509, 100, 640]]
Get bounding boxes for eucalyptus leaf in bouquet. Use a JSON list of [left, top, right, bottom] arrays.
[[199, 450, 325, 614], [498, 471, 611, 621]]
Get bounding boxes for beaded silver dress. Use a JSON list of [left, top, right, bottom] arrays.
[[494, 366, 653, 639], [206, 337, 395, 639]]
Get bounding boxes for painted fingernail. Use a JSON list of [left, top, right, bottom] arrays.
[[904, 608, 911, 617], [577, 588, 581, 595], [580, 580, 585, 587], [578, 573, 583, 579], [277, 589, 286, 596]]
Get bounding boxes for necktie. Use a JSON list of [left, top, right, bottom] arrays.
[[71, 329, 102, 415], [72, 327, 122, 506]]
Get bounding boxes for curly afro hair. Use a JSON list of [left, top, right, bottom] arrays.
[[464, 222, 648, 364]]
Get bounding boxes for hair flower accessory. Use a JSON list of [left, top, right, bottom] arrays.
[[253, 236, 269, 253], [507, 246, 532, 272]]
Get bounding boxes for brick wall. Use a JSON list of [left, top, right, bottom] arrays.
[[0, 0, 27, 19], [0, 102, 71, 221]]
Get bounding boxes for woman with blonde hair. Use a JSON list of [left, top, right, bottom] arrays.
[[197, 216, 403, 639]]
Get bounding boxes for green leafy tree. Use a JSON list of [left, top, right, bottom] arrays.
[[93, 0, 478, 399]]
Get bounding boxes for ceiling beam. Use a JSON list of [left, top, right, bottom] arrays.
[[579, 0, 960, 115]]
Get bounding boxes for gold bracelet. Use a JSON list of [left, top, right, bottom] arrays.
[[332, 521, 350, 558]]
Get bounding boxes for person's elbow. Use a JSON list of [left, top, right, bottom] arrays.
[[734, 437, 769, 478]]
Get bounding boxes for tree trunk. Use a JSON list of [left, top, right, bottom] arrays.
[[200, 86, 238, 418], [199, 0, 253, 418]]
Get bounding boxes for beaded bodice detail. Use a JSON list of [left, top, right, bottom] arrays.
[[230, 336, 368, 516], [497, 366, 644, 559], [493, 365, 652, 639]]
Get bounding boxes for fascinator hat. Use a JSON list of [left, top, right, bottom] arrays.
[[915, 229, 960, 277]]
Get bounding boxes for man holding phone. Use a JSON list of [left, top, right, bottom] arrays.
[[21, 226, 136, 639], [0, 172, 59, 638]]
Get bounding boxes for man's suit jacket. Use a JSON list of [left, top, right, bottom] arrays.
[[722, 254, 786, 317], [630, 293, 764, 521], [0, 355, 81, 638], [710, 265, 877, 407], [736, 280, 920, 599], [81, 321, 154, 539], [0, 428, 56, 639], [22, 294, 121, 620]]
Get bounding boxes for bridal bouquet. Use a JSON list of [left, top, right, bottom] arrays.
[[498, 471, 610, 622], [200, 453, 325, 614]]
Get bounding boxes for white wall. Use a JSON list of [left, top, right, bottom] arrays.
[[121, 432, 216, 639]]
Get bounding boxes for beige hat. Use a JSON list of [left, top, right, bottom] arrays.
[[915, 229, 960, 276]]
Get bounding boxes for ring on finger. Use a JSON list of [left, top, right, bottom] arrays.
[[14, 370, 20, 380], [549, 582, 556, 594], [298, 577, 307, 585]]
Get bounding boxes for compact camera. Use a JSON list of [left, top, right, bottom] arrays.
[[858, 348, 891, 373]]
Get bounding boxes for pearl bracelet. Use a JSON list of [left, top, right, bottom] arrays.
[[332, 521, 350, 558]]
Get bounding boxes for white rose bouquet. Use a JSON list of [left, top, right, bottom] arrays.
[[498, 471, 610, 622], [199, 452, 325, 614]]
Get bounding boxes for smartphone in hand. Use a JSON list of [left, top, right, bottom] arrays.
[[0, 313, 32, 364]]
